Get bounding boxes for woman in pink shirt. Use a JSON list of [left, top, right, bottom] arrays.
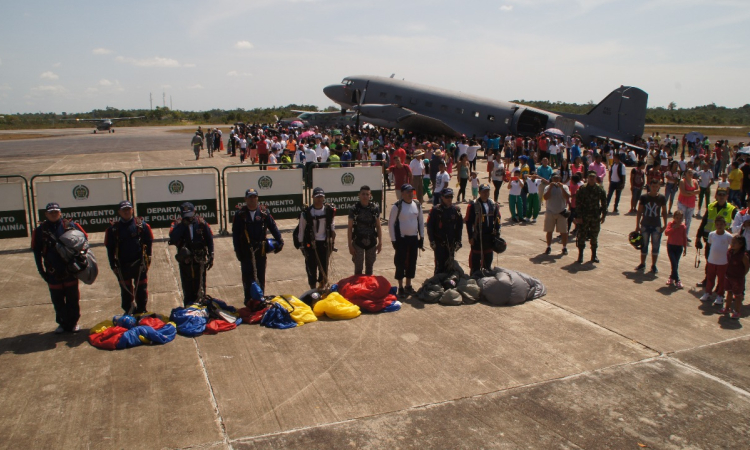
[[665, 209, 688, 289], [677, 168, 699, 239]]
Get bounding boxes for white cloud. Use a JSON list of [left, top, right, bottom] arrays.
[[99, 79, 113, 86], [40, 71, 59, 80], [30, 85, 69, 96], [115, 55, 188, 67], [92, 48, 113, 55], [52, 62, 61, 68], [500, 5, 514, 11], [234, 40, 254, 49], [227, 70, 253, 77], [187, 84, 204, 89], [0, 84, 11, 91]]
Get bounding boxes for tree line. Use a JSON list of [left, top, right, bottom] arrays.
[[2, 102, 749, 130]]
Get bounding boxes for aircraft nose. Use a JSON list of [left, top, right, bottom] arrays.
[[323, 84, 346, 104]]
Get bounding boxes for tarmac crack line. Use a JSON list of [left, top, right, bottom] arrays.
[[539, 298, 662, 355], [665, 355, 750, 399], [163, 241, 233, 449], [229, 355, 665, 445]]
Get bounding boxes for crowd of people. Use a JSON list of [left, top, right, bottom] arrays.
[[32, 125, 749, 335]]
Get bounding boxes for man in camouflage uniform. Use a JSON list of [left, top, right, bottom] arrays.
[[575, 171, 607, 263]]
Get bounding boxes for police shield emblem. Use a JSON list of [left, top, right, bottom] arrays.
[[168, 180, 185, 195], [258, 176, 273, 190], [72, 184, 90, 201], [341, 172, 355, 186]]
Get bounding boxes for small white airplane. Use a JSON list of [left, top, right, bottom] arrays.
[[62, 116, 145, 133]]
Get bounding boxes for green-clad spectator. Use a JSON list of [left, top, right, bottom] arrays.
[[328, 151, 341, 168]]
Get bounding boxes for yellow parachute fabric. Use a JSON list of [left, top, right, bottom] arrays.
[[90, 320, 114, 335], [271, 295, 318, 326], [312, 292, 361, 320]]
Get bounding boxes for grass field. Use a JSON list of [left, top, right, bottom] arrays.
[[644, 125, 750, 138]]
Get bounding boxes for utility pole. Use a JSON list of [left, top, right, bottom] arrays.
[[162, 91, 166, 108], [170, 95, 172, 110], [149, 93, 153, 110]]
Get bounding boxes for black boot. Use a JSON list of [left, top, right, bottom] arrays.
[[591, 249, 600, 263], [577, 248, 584, 263]]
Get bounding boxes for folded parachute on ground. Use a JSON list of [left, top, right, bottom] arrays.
[[260, 302, 297, 329], [170, 305, 209, 336], [336, 275, 401, 312], [477, 267, 547, 306], [312, 292, 361, 320], [271, 295, 318, 326], [89, 314, 176, 350]]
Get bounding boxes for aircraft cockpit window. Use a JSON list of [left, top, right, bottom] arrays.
[[487, 115, 495, 121], [341, 79, 353, 86], [473, 111, 480, 118], [299, 113, 310, 119], [456, 108, 464, 114], [410, 97, 418, 105], [440, 105, 448, 111]]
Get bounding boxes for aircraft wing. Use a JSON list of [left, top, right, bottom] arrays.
[[593, 135, 645, 152], [357, 104, 461, 136], [61, 118, 102, 122], [109, 116, 146, 121]]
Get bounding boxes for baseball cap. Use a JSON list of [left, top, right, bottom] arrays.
[[479, 183, 491, 192], [181, 202, 195, 218], [551, 171, 561, 178], [245, 188, 258, 197], [45, 202, 61, 212], [313, 187, 325, 197], [119, 200, 133, 209], [400, 184, 415, 192], [442, 188, 454, 197]]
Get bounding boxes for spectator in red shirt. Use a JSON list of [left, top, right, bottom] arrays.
[[393, 146, 407, 165], [389, 156, 413, 202], [256, 136, 270, 170]]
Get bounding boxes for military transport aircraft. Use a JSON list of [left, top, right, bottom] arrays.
[[323, 75, 648, 143], [62, 116, 145, 133]]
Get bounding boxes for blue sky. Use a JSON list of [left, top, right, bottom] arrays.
[[1, 0, 748, 114]]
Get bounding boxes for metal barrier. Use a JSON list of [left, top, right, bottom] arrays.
[[129, 167, 223, 231], [30, 171, 129, 232], [0, 175, 32, 239], [306, 160, 386, 214], [221, 163, 305, 230]]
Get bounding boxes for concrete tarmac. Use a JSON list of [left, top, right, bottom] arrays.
[[0, 129, 748, 449]]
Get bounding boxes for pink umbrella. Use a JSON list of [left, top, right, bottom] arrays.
[[299, 130, 315, 139], [290, 120, 304, 128]]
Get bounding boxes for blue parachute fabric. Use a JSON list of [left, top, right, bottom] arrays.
[[330, 284, 338, 292], [113, 314, 137, 329], [115, 324, 177, 349], [260, 303, 297, 329], [388, 286, 398, 296], [382, 300, 402, 312], [250, 282, 264, 301], [170, 307, 208, 337]]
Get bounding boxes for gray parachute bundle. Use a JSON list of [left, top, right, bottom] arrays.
[[477, 267, 546, 306], [417, 275, 444, 304], [55, 229, 99, 285], [456, 278, 481, 304], [439, 289, 462, 306]]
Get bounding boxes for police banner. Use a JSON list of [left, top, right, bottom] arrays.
[[226, 170, 304, 221], [312, 166, 383, 212], [35, 178, 124, 232], [133, 174, 218, 228], [0, 183, 28, 238]]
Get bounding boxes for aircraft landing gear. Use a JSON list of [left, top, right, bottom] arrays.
[[93, 129, 97, 134]]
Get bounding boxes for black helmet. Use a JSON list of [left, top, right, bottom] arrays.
[[493, 237, 507, 254], [629, 231, 643, 250]]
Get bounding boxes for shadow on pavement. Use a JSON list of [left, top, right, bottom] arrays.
[[0, 331, 88, 355], [529, 254, 562, 265], [561, 262, 595, 273]]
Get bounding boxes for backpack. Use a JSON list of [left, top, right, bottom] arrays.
[[351, 203, 379, 250], [293, 204, 335, 250]]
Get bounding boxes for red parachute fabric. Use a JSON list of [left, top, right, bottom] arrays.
[[204, 319, 237, 334], [89, 326, 128, 350], [337, 275, 397, 312], [239, 306, 269, 324], [138, 317, 166, 330]]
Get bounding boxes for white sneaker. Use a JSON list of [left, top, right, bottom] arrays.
[[713, 296, 724, 306], [54, 326, 64, 334], [700, 293, 712, 302], [72, 324, 81, 333]]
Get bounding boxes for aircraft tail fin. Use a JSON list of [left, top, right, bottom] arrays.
[[586, 86, 648, 140]]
